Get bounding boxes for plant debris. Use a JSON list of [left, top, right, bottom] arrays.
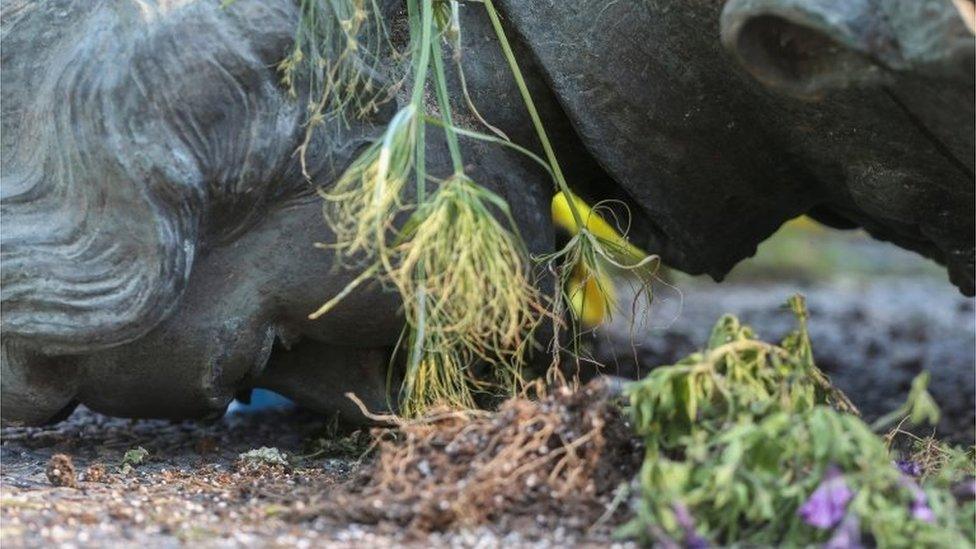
[[237, 447, 290, 472], [306, 378, 642, 534], [45, 454, 76, 488], [622, 296, 975, 547], [84, 463, 108, 484], [118, 446, 149, 474], [302, 427, 373, 461]]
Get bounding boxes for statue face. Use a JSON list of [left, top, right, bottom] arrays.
[[0, 0, 365, 424], [498, 0, 974, 293]]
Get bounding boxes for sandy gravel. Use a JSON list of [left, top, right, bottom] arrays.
[[1, 407, 635, 548]]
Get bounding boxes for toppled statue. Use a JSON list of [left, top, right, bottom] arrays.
[[2, 0, 972, 425]]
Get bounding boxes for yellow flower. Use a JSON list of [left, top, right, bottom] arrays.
[[551, 192, 645, 326]]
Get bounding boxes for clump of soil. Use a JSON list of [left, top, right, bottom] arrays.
[[83, 463, 107, 483], [45, 454, 77, 488], [314, 379, 643, 534]]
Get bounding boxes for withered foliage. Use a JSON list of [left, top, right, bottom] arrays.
[[310, 380, 642, 533]]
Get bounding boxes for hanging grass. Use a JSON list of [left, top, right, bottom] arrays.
[[390, 174, 543, 364], [277, 0, 661, 415], [398, 332, 475, 417], [316, 105, 418, 266], [278, 0, 388, 113], [299, 0, 550, 416], [479, 0, 660, 372], [279, 0, 394, 177], [550, 192, 659, 328]]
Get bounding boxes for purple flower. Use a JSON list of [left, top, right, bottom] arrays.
[[684, 533, 709, 549], [910, 498, 935, 522], [897, 471, 935, 523], [799, 466, 854, 529], [673, 503, 695, 531], [894, 460, 922, 478], [672, 503, 709, 548], [824, 512, 864, 549]]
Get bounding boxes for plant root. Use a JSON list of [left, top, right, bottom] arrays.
[[298, 378, 642, 534]]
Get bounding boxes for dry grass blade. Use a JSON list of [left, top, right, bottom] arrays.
[[318, 105, 418, 265], [391, 174, 543, 361]]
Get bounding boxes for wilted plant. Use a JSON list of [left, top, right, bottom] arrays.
[[872, 370, 942, 431], [622, 296, 975, 547]]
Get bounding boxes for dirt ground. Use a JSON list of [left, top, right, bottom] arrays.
[[1, 404, 634, 548], [2, 273, 973, 547]]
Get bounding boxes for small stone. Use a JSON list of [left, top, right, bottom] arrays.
[[237, 447, 289, 470]]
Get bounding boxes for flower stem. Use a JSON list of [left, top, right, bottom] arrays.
[[405, 0, 435, 378], [482, 0, 584, 230], [431, 28, 465, 174]]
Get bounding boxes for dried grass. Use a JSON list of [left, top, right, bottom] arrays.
[[308, 379, 642, 533]]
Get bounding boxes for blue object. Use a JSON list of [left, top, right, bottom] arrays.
[[228, 388, 294, 413]]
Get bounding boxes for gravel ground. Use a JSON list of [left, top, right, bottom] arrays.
[[2, 275, 973, 547], [1, 407, 631, 548]]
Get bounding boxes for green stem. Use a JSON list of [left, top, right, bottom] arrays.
[[431, 31, 465, 174], [407, 0, 433, 197], [424, 115, 553, 179], [482, 0, 584, 230], [408, 0, 435, 108], [405, 0, 434, 381]]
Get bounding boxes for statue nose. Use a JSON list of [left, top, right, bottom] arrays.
[[720, 0, 888, 99], [720, 0, 975, 99]]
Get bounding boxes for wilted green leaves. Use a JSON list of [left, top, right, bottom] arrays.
[[118, 446, 149, 474], [622, 296, 974, 547]]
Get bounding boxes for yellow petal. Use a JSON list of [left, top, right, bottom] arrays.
[[568, 265, 616, 327], [551, 192, 646, 263]]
